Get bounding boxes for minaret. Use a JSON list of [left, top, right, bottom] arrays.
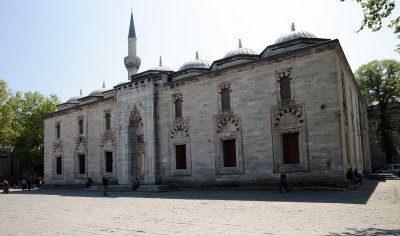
[[124, 11, 141, 78]]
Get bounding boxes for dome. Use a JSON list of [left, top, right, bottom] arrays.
[[275, 23, 316, 44], [179, 52, 211, 71], [149, 56, 174, 72], [88, 88, 106, 96], [224, 39, 257, 58], [66, 95, 83, 103]]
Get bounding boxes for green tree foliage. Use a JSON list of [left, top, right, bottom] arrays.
[[355, 59, 400, 163], [342, 0, 400, 52], [0, 79, 59, 174]]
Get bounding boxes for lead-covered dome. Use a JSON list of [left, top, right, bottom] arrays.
[[88, 88, 106, 96], [224, 39, 257, 58], [149, 56, 174, 72], [179, 51, 211, 71], [88, 82, 107, 96], [66, 95, 83, 103], [275, 23, 316, 44]]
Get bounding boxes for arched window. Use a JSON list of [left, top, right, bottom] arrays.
[[280, 76, 291, 101]]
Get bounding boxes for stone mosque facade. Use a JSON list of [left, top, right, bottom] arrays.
[[44, 13, 371, 187]]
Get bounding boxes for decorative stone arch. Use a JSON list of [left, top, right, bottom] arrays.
[[273, 107, 304, 126], [214, 114, 244, 175], [271, 104, 309, 173]]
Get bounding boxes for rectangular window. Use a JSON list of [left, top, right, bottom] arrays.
[[282, 132, 300, 164], [105, 152, 113, 173], [78, 154, 85, 174], [280, 76, 291, 101], [105, 114, 111, 130], [223, 139, 236, 167], [56, 124, 60, 139], [175, 100, 182, 118], [56, 156, 62, 175], [78, 119, 84, 134], [221, 89, 231, 111], [175, 144, 187, 169]]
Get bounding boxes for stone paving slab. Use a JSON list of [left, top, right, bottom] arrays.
[[1, 180, 399, 235]]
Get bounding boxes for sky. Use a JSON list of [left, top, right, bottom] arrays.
[[0, 0, 399, 102]]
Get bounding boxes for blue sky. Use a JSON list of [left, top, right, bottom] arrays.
[[0, 0, 399, 102]]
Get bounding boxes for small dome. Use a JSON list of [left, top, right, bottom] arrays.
[[66, 95, 83, 103], [224, 39, 257, 58], [179, 52, 211, 71], [275, 23, 316, 44], [149, 56, 174, 71], [88, 88, 106, 97]]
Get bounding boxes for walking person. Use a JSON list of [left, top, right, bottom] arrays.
[[27, 179, 32, 191], [279, 171, 289, 193], [102, 176, 109, 196], [132, 178, 140, 191], [21, 179, 27, 191], [2, 179, 10, 194]]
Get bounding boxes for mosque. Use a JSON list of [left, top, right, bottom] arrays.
[[44, 12, 371, 187]]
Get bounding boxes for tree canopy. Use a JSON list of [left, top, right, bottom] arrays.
[[355, 59, 400, 163], [342, 0, 400, 52], [0, 79, 59, 175]]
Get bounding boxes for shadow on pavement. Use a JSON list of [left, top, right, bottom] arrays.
[[326, 227, 400, 236], [8, 180, 383, 205]]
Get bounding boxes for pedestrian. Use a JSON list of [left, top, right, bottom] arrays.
[[21, 179, 27, 191], [132, 178, 140, 191], [86, 177, 92, 188], [279, 171, 289, 193], [27, 179, 32, 191], [346, 167, 356, 185], [102, 176, 109, 196], [353, 168, 362, 185], [2, 180, 10, 194]]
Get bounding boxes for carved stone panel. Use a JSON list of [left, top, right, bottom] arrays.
[[75, 136, 87, 150], [101, 132, 115, 147], [53, 141, 63, 153], [170, 122, 189, 138], [216, 115, 240, 132]]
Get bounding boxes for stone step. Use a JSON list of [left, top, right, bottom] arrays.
[[86, 184, 177, 192], [366, 173, 400, 180]]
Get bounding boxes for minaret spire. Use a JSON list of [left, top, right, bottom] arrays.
[[124, 10, 141, 78], [159, 56, 162, 66], [291, 23, 295, 32], [238, 39, 242, 48], [80, 89, 82, 95], [128, 11, 136, 38], [102, 81, 105, 88], [195, 51, 199, 60]]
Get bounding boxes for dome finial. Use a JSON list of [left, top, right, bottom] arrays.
[[159, 56, 162, 66], [195, 51, 199, 60], [102, 81, 105, 89], [80, 89, 82, 95], [291, 23, 295, 32], [238, 39, 242, 48]]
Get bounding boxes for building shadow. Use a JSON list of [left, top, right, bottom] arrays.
[[326, 227, 400, 236], [10, 180, 384, 204]]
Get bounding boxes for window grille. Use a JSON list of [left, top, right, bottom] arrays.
[[221, 88, 231, 111], [280, 76, 291, 101]]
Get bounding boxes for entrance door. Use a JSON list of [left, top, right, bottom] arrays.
[[282, 132, 300, 164]]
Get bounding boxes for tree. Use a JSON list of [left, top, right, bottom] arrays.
[[355, 59, 400, 163], [0, 79, 60, 175], [13, 92, 59, 174], [341, 0, 400, 52]]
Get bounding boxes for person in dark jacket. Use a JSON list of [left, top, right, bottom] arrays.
[[102, 176, 109, 196], [279, 171, 289, 193]]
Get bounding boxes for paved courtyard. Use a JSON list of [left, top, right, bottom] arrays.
[[1, 180, 399, 236]]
